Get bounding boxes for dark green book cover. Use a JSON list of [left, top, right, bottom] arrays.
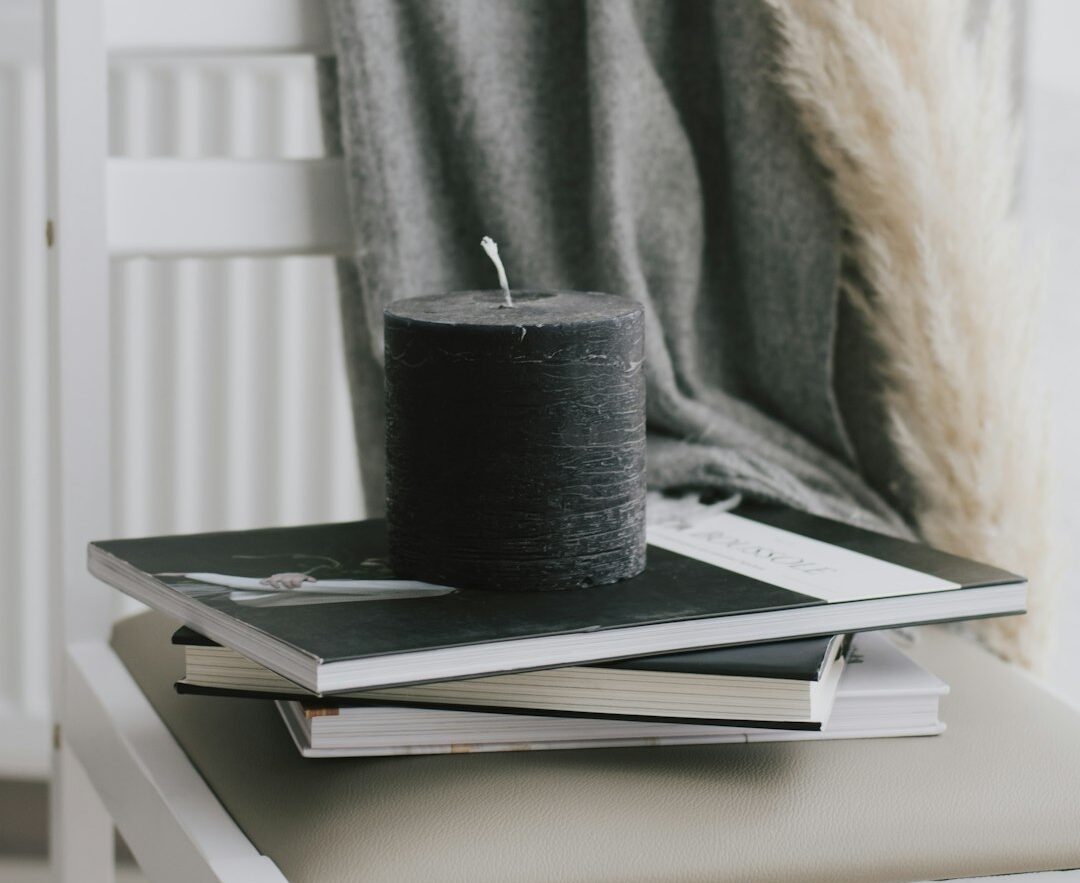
[[89, 503, 1023, 693]]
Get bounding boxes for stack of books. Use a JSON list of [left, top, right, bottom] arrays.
[[89, 498, 1025, 758]]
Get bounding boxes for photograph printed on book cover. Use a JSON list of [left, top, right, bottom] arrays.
[[156, 552, 457, 608]]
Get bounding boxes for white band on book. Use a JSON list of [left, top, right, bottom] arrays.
[[647, 512, 959, 603]]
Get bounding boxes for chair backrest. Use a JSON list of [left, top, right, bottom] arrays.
[[44, 0, 349, 700]]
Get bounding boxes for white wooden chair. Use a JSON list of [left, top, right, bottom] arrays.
[[46, 1, 342, 879], [43, 1, 1080, 881]]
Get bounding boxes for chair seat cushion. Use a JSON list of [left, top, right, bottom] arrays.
[[112, 611, 1080, 883]]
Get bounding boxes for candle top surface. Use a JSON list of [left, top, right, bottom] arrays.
[[385, 290, 642, 327]]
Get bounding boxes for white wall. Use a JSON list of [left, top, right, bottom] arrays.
[[1026, 0, 1080, 702], [0, 0, 51, 780], [0, 0, 363, 778]]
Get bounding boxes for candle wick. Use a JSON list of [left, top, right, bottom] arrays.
[[480, 236, 513, 308]]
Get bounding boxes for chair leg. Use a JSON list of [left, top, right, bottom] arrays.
[[51, 740, 116, 883]]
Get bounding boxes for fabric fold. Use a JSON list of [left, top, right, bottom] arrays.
[[322, 0, 908, 537]]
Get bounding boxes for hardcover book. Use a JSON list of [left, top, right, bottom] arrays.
[[275, 633, 948, 757], [174, 627, 852, 729], [87, 501, 1024, 694]]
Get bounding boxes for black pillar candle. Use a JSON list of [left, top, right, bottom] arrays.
[[384, 290, 646, 592]]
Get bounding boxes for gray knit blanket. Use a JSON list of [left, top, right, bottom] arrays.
[[320, 0, 910, 537]]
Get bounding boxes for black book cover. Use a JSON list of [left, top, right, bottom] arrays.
[[89, 502, 1023, 692], [171, 681, 828, 731], [173, 627, 851, 730]]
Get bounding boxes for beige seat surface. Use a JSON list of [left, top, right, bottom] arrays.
[[112, 611, 1080, 883]]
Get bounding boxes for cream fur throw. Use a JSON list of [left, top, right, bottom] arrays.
[[765, 0, 1057, 670]]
